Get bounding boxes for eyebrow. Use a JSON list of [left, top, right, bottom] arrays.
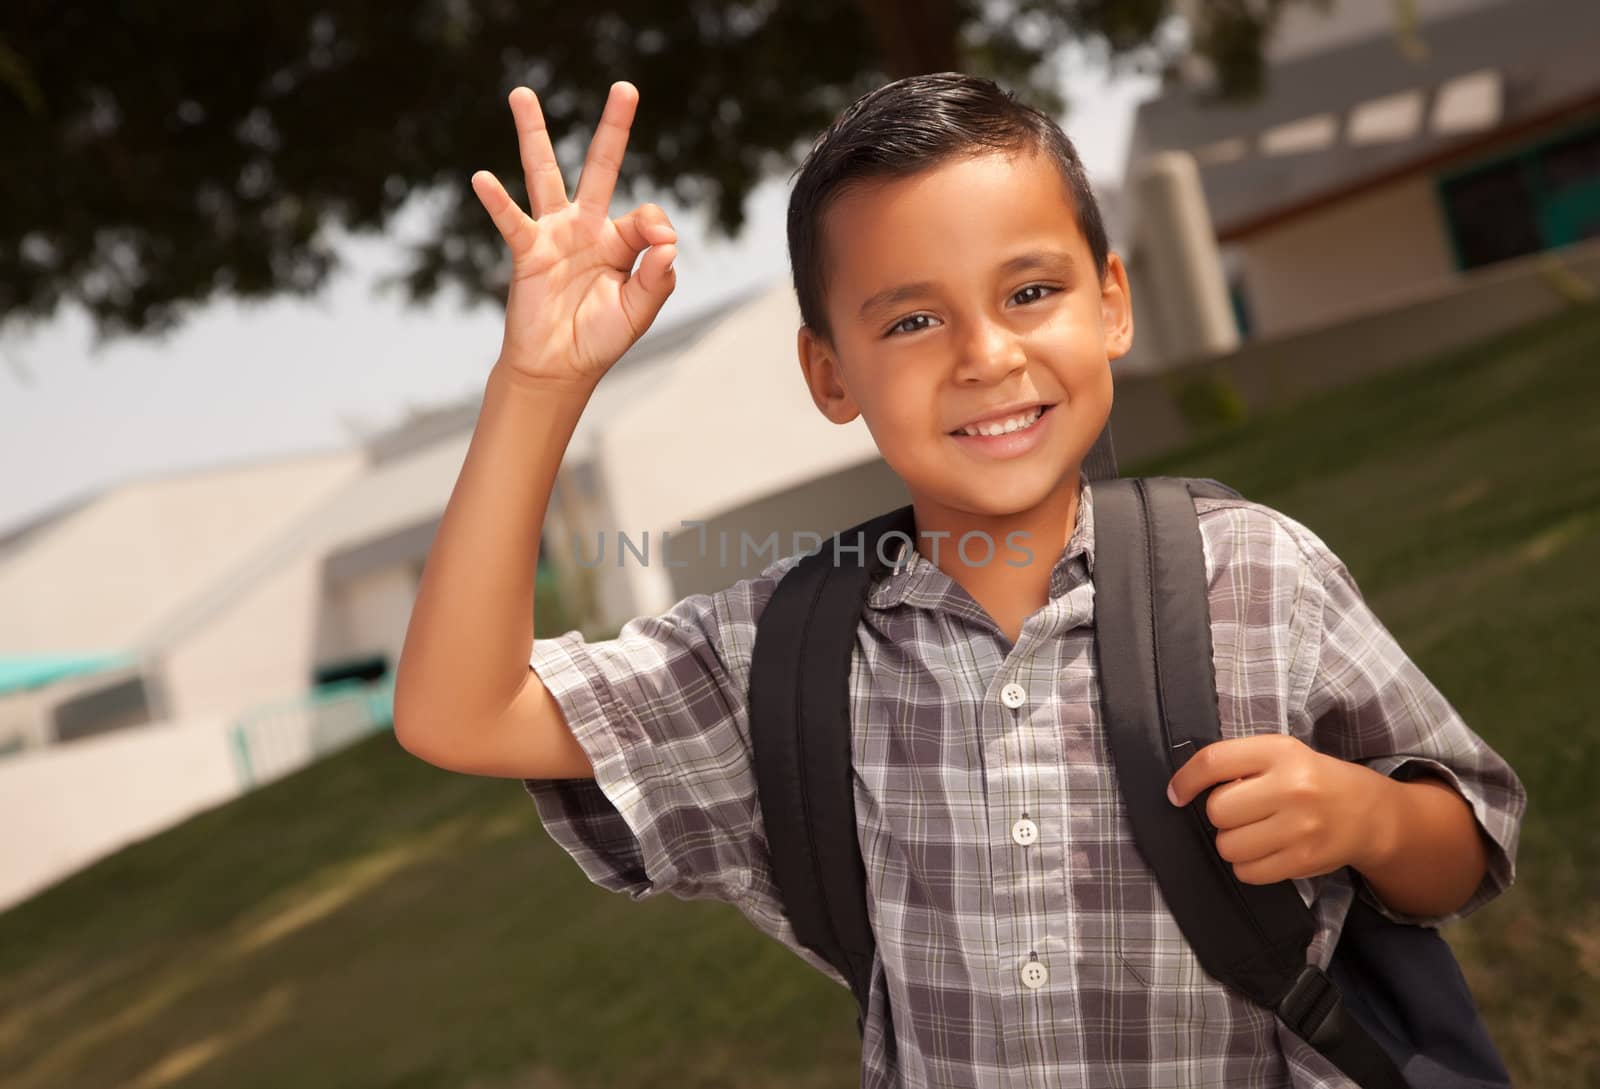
[[856, 250, 1077, 322]]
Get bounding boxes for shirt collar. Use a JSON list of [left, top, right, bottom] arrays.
[[866, 471, 1096, 612]]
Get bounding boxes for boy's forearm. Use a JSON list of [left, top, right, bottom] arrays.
[[394, 362, 595, 739], [1354, 771, 1490, 919]]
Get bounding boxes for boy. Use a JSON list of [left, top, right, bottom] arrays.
[[395, 72, 1526, 1088]]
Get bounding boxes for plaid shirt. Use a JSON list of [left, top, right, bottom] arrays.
[[524, 474, 1526, 1088]]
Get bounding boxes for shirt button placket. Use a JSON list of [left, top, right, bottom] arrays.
[[994, 672, 1053, 1078]]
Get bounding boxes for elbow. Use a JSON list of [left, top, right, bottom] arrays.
[[392, 701, 494, 775], [392, 704, 447, 767], [390, 666, 451, 766]]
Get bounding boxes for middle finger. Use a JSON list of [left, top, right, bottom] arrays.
[[574, 81, 639, 219]]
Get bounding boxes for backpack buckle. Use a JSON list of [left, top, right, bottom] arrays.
[[1276, 963, 1341, 1045]]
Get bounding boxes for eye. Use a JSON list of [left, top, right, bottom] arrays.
[[1012, 284, 1057, 306], [885, 313, 939, 338]]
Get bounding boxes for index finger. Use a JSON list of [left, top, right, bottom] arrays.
[[510, 86, 568, 218], [574, 81, 639, 218], [1166, 735, 1280, 806]]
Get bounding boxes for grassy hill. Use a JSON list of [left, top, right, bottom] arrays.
[[4, 302, 1596, 1089]]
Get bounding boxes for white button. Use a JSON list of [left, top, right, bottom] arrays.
[[1012, 818, 1039, 846], [1000, 683, 1026, 709], [1021, 959, 1049, 989]]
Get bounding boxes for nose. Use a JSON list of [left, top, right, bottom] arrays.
[[953, 314, 1027, 385]]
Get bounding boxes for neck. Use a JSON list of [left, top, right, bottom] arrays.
[[906, 470, 1083, 598]]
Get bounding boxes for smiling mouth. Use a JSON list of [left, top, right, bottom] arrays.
[[950, 404, 1054, 437]]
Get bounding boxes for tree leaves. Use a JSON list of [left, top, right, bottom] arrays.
[[0, 1, 1293, 345]]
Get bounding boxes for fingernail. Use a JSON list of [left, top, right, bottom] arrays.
[[1167, 784, 1179, 806]]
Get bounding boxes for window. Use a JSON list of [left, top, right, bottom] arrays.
[[1439, 160, 1543, 269], [314, 655, 389, 686], [1439, 117, 1600, 269]]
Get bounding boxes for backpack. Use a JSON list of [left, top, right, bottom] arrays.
[[748, 430, 1513, 1089]]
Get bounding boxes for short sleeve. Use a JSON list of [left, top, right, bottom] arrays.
[[1300, 550, 1528, 929], [521, 555, 801, 907]]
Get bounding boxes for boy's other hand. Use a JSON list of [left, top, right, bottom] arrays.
[[470, 81, 678, 390], [1164, 733, 1395, 886]]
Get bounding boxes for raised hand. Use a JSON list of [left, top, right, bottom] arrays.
[[470, 82, 678, 389]]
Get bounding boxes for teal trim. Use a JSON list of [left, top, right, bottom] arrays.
[[0, 652, 135, 696]]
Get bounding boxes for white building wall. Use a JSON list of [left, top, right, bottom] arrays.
[[159, 552, 326, 722], [0, 715, 237, 909], [1237, 175, 1457, 337], [326, 566, 418, 671], [0, 451, 365, 655]]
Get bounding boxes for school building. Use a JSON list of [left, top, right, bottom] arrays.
[[1124, 0, 1600, 363]]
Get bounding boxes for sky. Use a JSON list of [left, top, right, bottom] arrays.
[[0, 54, 1159, 538]]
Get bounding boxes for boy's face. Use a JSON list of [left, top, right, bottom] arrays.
[[798, 147, 1130, 524]]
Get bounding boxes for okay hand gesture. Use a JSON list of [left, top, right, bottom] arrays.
[[471, 82, 678, 390]]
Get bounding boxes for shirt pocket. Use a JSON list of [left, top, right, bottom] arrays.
[[1091, 838, 1206, 989], [1111, 876, 1197, 987], [1110, 863, 1320, 989], [1063, 837, 1177, 989]]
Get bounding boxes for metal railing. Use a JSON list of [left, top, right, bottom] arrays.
[[229, 675, 396, 790]]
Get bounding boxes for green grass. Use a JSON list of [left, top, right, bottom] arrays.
[[4, 303, 1597, 1088]]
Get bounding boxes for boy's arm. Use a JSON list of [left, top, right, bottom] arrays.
[[1351, 767, 1492, 920], [393, 81, 679, 778], [1300, 550, 1528, 928], [393, 367, 598, 778]]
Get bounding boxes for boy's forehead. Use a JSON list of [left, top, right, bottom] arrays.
[[821, 149, 1091, 297]]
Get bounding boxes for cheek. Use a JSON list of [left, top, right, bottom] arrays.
[[1034, 305, 1112, 373], [1067, 349, 1114, 411], [876, 388, 931, 441], [850, 356, 924, 430]]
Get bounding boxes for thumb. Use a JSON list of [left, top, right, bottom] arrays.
[[620, 242, 676, 336]]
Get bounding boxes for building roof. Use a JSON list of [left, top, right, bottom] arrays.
[[1129, 0, 1600, 237], [0, 445, 355, 559], [0, 494, 97, 560]]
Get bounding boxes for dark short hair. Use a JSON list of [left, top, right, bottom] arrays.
[[786, 71, 1109, 345]]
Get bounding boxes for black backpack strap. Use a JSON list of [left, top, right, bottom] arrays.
[[1090, 476, 1410, 1089], [749, 503, 917, 1035]]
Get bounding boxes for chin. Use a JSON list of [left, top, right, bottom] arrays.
[[955, 477, 1060, 518]]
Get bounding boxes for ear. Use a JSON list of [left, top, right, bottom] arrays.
[[797, 325, 861, 425], [1100, 251, 1134, 361]]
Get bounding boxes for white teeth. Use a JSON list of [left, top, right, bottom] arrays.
[[959, 406, 1044, 437]]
